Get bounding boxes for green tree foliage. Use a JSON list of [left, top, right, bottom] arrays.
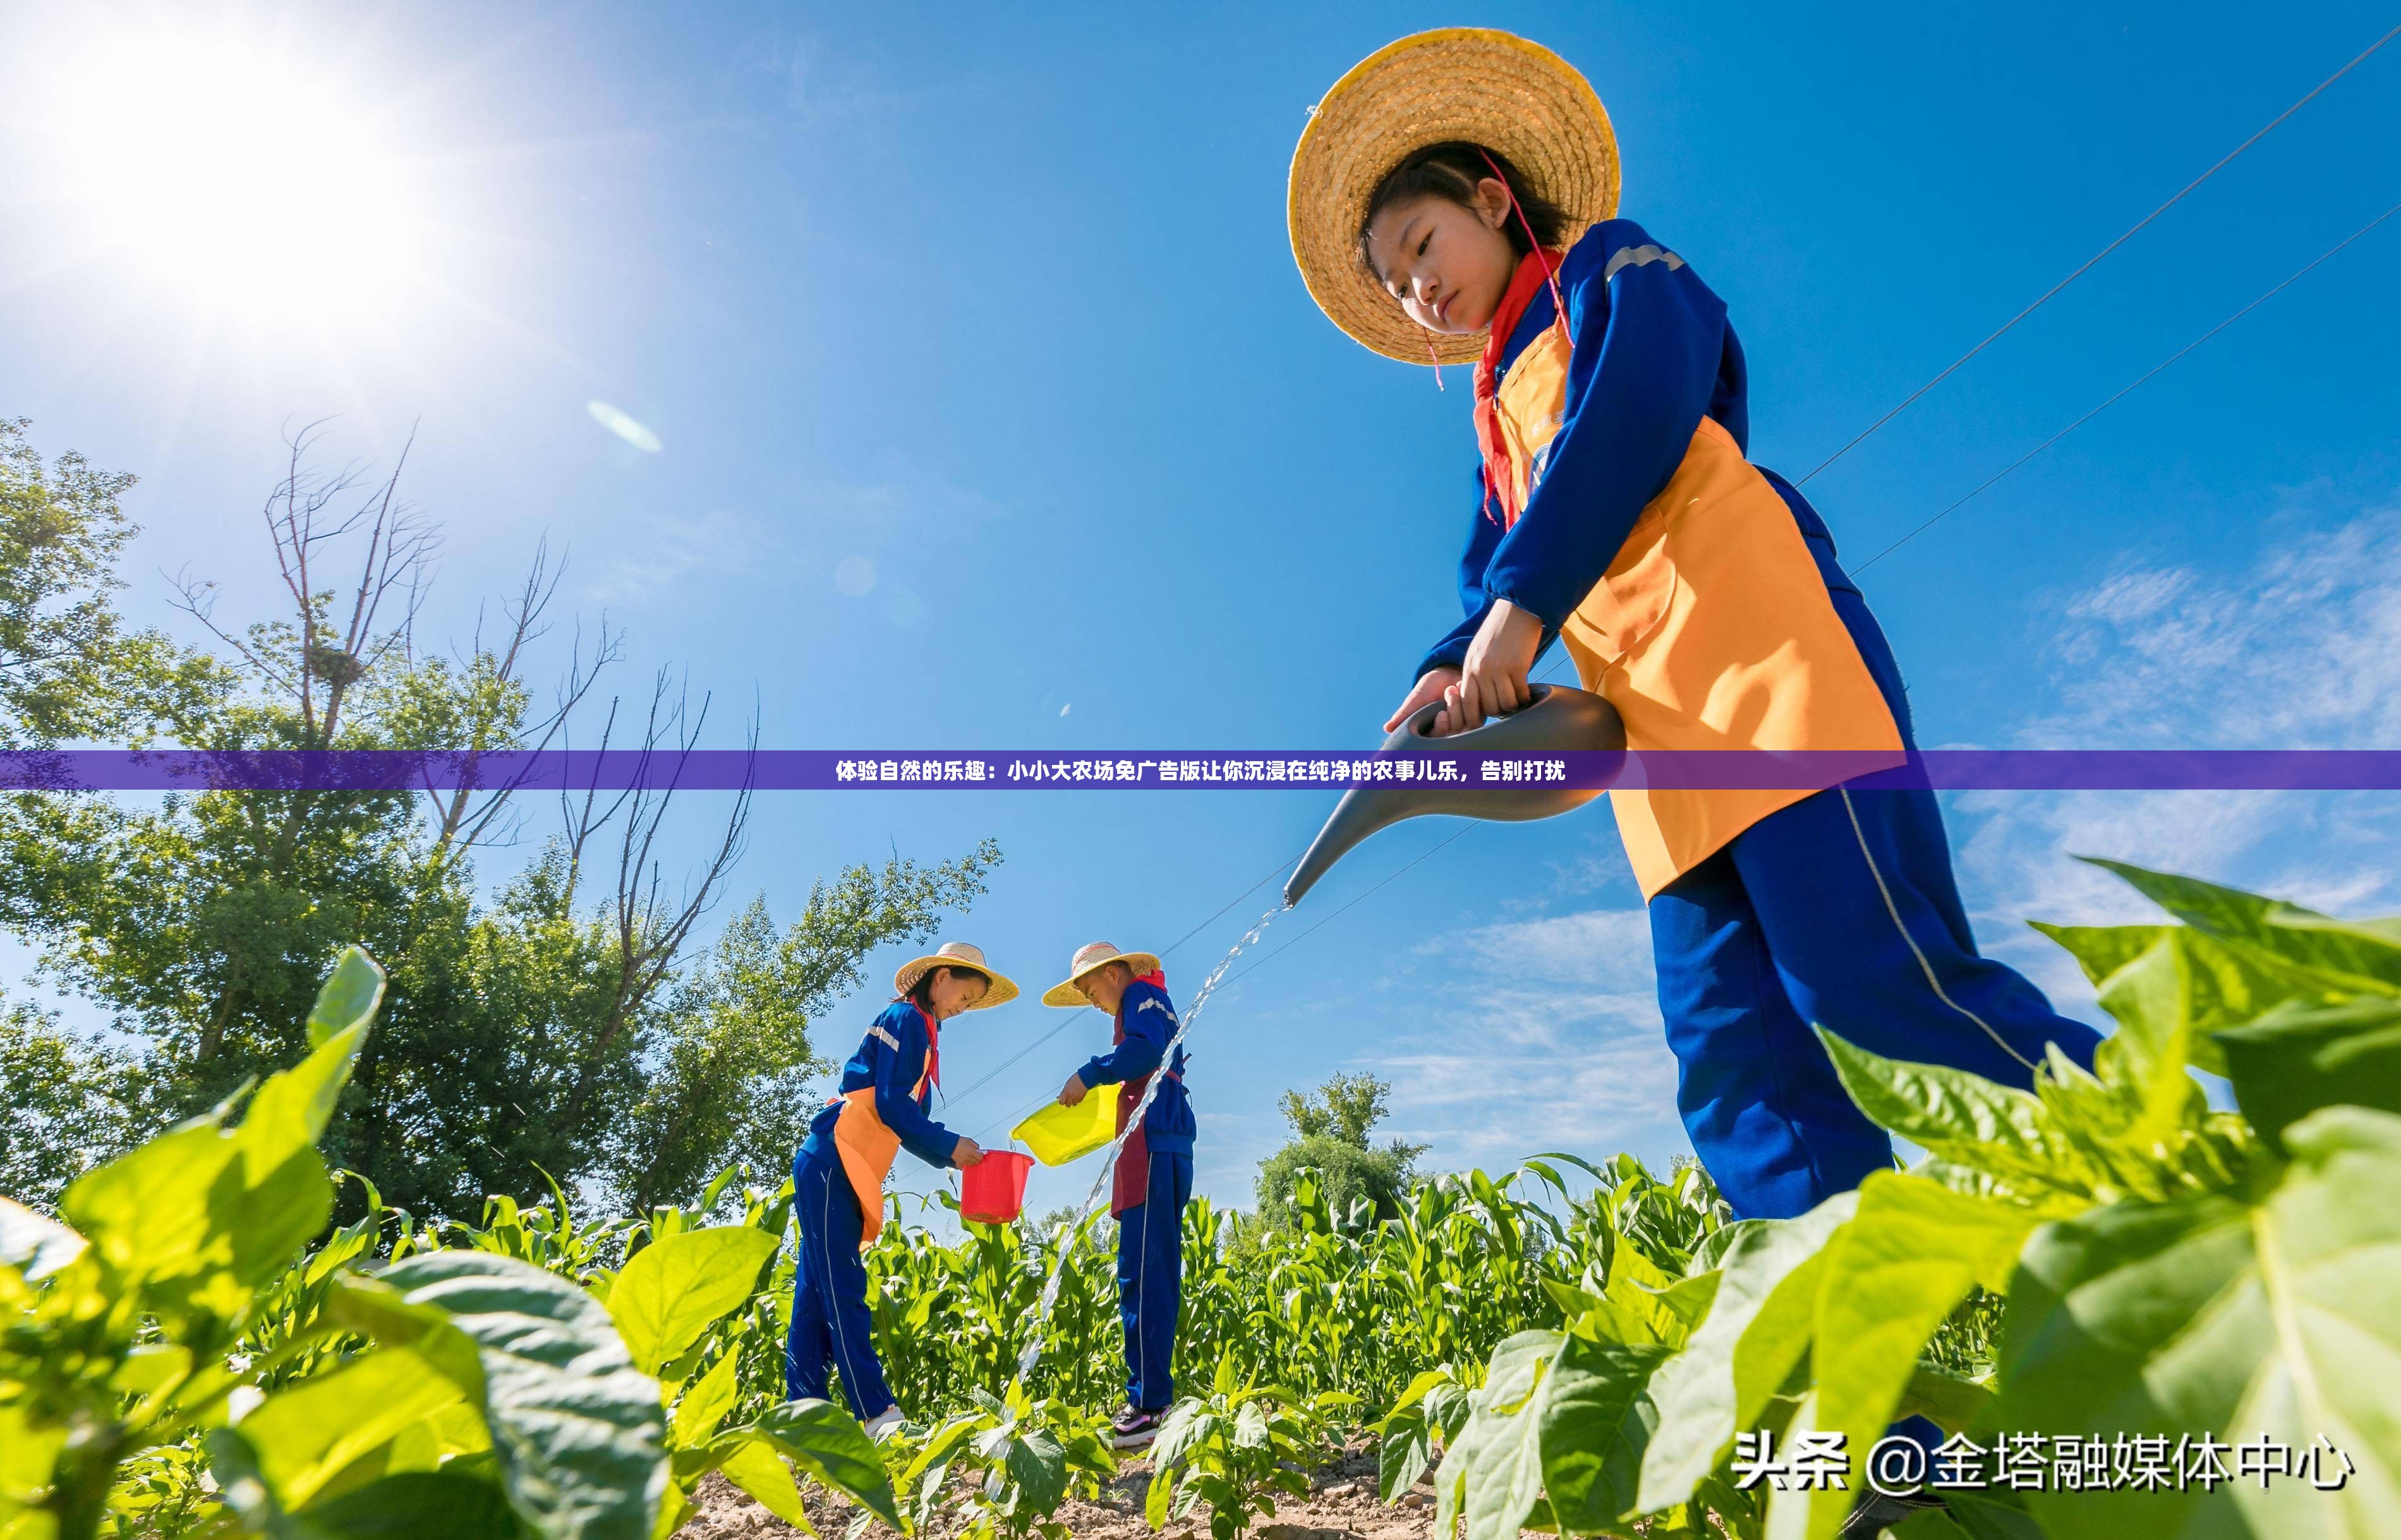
[[0, 997, 148, 1211], [0, 418, 167, 745], [1254, 1071, 1427, 1225], [0, 419, 998, 1218]]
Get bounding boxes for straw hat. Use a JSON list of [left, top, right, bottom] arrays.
[[1288, 27, 1620, 365], [892, 941, 1019, 1009], [1042, 941, 1163, 1008]]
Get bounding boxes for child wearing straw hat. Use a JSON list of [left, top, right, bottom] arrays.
[[1048, 941, 1192, 1450], [1286, 30, 2102, 1228], [787, 941, 1016, 1438]]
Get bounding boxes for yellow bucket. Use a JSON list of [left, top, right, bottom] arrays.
[[1012, 1095, 1117, 1167]]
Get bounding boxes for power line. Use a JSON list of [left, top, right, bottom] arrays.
[[1856, 197, 2401, 572], [1205, 820, 1482, 996], [963, 821, 1482, 1142], [946, 848, 1300, 1134], [954, 32, 2398, 1157], [1796, 21, 2400, 486]]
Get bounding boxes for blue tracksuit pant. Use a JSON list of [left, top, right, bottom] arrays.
[[1648, 487, 2102, 1222], [1651, 783, 2102, 1220], [785, 1149, 896, 1419], [1116, 1150, 1192, 1411]]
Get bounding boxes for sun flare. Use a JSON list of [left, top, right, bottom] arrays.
[[55, 28, 421, 319]]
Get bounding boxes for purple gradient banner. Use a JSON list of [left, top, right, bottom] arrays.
[[6, 749, 2401, 792]]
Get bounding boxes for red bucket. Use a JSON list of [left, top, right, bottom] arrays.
[[960, 1150, 1033, 1225]]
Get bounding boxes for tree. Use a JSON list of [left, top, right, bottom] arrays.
[[0, 996, 148, 1211], [0, 418, 163, 746], [1254, 1072, 1427, 1226], [607, 842, 1003, 1214], [0, 419, 1001, 1217]]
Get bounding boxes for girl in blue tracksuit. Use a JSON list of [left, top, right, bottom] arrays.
[[1285, 30, 2102, 1227], [1046, 941, 1193, 1451], [787, 942, 1017, 1436]]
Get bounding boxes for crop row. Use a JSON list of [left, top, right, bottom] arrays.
[[4, 857, 2397, 1539]]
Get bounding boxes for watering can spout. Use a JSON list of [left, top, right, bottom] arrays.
[[1281, 684, 1626, 908]]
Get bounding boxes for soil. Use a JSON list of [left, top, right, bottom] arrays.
[[681, 1440, 1447, 1540]]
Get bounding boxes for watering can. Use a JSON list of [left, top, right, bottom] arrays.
[[1283, 683, 1626, 907]]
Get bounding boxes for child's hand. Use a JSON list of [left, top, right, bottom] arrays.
[[1059, 1073, 1089, 1107], [953, 1136, 984, 1168], [1384, 668, 1463, 735], [1448, 601, 1543, 734]]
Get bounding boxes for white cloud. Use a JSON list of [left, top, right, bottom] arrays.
[[1375, 906, 1686, 1170], [1943, 490, 2401, 999], [583, 509, 744, 605]]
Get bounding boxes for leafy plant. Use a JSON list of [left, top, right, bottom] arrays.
[[0, 947, 900, 1540], [894, 1380, 1116, 1540], [1425, 859, 2401, 1540], [1146, 1361, 1356, 1540]]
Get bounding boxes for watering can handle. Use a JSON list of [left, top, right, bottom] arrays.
[[1402, 682, 1551, 741]]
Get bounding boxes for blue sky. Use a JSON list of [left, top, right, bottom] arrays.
[[5, 2, 2400, 1225]]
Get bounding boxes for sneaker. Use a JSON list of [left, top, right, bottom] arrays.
[[1111, 1405, 1168, 1451], [864, 1406, 906, 1441]]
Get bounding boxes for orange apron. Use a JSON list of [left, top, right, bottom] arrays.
[[826, 1012, 936, 1249], [1493, 327, 1907, 900]]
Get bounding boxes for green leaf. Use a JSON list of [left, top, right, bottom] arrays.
[[2036, 922, 2344, 1074], [746, 1399, 902, 1531], [1376, 1409, 1431, 1503], [607, 1227, 781, 1378], [1793, 1173, 2039, 1540], [2088, 934, 2222, 1129], [1817, 1031, 2090, 1198], [1997, 1105, 2401, 1538], [2028, 922, 2169, 990], [2084, 858, 2401, 994], [229, 1347, 470, 1509], [717, 1437, 815, 1534], [2215, 997, 2401, 1151], [1003, 1427, 1069, 1518], [305, 947, 389, 1050], [294, 1471, 523, 1538], [1537, 1336, 1669, 1534], [60, 951, 387, 1311], [358, 1251, 668, 1540], [1637, 1191, 1857, 1512], [1893, 1366, 1995, 1437], [1432, 1331, 1563, 1540], [668, 1351, 741, 1451]]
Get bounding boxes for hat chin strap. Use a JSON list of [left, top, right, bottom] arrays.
[[1478, 150, 1569, 335]]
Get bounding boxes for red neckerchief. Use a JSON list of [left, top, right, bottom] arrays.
[[895, 997, 940, 1091], [1472, 249, 1571, 530]]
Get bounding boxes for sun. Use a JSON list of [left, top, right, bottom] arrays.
[[52, 26, 421, 320]]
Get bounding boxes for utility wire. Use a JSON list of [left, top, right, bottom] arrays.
[[1206, 820, 1482, 996], [948, 847, 1300, 1134], [1797, 21, 2400, 486], [946, 30, 2398, 1154], [1856, 198, 2401, 572], [964, 821, 1481, 1141]]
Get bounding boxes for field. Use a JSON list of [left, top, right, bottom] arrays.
[[4, 858, 2400, 1540]]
